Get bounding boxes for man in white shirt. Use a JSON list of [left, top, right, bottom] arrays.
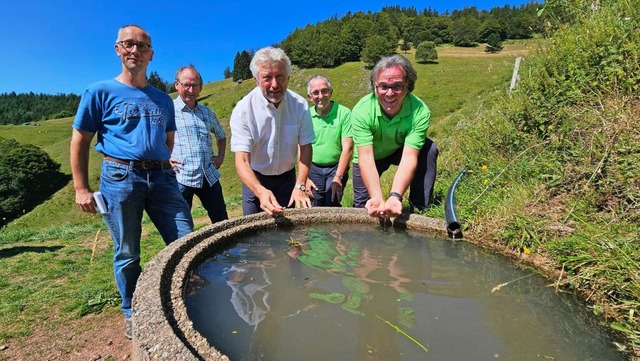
[[230, 47, 315, 216]]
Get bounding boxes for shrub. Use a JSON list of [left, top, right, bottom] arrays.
[[0, 137, 67, 226], [415, 41, 438, 63]]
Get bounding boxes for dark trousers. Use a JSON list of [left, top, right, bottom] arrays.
[[352, 138, 438, 211], [178, 181, 228, 223], [309, 163, 349, 207], [242, 168, 296, 215]]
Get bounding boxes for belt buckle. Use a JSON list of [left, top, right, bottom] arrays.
[[140, 160, 155, 170]]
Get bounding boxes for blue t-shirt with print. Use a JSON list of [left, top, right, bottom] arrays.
[[73, 79, 176, 161]]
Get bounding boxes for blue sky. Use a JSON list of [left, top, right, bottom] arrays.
[[2, 0, 534, 95]]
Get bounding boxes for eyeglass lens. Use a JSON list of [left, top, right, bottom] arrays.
[[377, 84, 405, 93], [118, 40, 151, 52], [181, 83, 200, 89], [311, 88, 331, 96]]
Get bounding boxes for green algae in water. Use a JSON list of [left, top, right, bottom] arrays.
[[308, 292, 345, 304]]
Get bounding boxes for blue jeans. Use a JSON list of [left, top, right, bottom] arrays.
[[178, 180, 228, 223], [309, 163, 349, 207], [99, 160, 194, 318], [352, 138, 438, 210]]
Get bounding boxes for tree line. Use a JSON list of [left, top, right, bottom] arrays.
[[0, 70, 176, 126], [0, 92, 81, 125], [1, 4, 544, 123], [226, 3, 543, 79]]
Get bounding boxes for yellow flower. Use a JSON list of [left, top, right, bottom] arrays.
[[523, 246, 531, 255], [481, 164, 488, 172], [483, 179, 489, 185]]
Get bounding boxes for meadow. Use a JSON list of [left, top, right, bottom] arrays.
[[6, 39, 637, 359]]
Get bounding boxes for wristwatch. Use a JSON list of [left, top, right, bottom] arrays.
[[389, 191, 403, 200], [296, 184, 307, 192]]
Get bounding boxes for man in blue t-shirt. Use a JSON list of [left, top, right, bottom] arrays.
[[70, 25, 194, 340]]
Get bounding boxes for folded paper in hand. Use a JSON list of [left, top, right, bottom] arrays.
[[93, 191, 108, 214]]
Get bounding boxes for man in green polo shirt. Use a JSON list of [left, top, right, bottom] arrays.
[[351, 54, 438, 218], [306, 75, 353, 206]]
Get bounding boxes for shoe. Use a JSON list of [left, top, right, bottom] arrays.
[[124, 317, 132, 340]]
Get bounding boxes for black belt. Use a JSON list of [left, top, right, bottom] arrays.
[[312, 162, 338, 167], [104, 156, 171, 170], [253, 168, 295, 178]]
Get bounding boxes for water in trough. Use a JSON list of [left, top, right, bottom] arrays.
[[185, 223, 624, 361]]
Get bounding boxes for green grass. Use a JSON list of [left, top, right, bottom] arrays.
[[3, 36, 639, 357], [0, 42, 530, 345]]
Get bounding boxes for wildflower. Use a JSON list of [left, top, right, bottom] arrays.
[[481, 164, 488, 172]]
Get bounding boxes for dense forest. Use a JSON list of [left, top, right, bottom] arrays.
[[0, 92, 80, 125], [226, 2, 544, 78], [2, 3, 543, 124], [0, 70, 176, 126]]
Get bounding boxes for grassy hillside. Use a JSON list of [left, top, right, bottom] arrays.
[[0, 42, 529, 233], [0, 43, 528, 347], [24, 39, 640, 359]]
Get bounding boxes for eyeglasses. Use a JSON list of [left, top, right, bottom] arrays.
[[310, 88, 331, 96], [116, 40, 151, 53], [177, 81, 201, 90], [376, 83, 406, 94]]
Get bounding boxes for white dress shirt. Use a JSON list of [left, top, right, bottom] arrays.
[[230, 87, 315, 175]]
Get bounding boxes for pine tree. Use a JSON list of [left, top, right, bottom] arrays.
[[148, 71, 169, 93], [400, 32, 412, 53], [232, 50, 253, 82], [485, 33, 503, 53]]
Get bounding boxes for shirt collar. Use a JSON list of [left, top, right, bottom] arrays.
[[257, 88, 287, 109], [174, 95, 197, 111], [310, 101, 336, 119]]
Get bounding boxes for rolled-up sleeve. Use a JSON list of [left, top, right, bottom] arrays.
[[230, 106, 252, 153], [299, 110, 315, 146]]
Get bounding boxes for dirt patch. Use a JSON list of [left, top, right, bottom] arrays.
[[1, 310, 130, 360], [0, 214, 232, 361]]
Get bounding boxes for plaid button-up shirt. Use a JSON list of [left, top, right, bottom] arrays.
[[172, 96, 226, 187]]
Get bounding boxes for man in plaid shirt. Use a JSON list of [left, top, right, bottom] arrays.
[[170, 65, 228, 223]]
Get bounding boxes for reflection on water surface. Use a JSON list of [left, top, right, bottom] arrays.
[[185, 223, 624, 361]]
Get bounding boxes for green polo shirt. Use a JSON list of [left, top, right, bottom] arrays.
[[310, 101, 352, 166], [351, 93, 430, 163]]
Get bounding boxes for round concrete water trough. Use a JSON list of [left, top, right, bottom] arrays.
[[132, 207, 446, 360]]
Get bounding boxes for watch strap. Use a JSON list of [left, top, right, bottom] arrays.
[[389, 191, 403, 200]]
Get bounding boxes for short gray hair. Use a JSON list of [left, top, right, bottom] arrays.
[[116, 24, 152, 46], [370, 54, 417, 93], [306, 75, 332, 95], [175, 64, 203, 84], [250, 47, 292, 79]]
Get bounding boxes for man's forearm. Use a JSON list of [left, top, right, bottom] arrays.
[[296, 144, 312, 185], [165, 131, 175, 153], [391, 147, 419, 195], [217, 139, 227, 156], [70, 130, 93, 192], [335, 137, 353, 180], [358, 145, 383, 199]]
